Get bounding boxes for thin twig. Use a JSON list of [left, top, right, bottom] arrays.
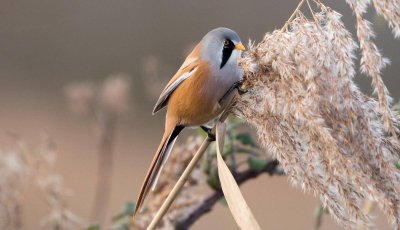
[[91, 112, 117, 227], [175, 160, 282, 230], [145, 90, 238, 230], [306, 0, 317, 22], [146, 137, 213, 230], [281, 0, 307, 32], [234, 142, 265, 156]]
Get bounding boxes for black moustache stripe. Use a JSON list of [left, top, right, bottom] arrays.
[[220, 40, 234, 69]]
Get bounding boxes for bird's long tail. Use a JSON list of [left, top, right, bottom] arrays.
[[134, 124, 184, 215]]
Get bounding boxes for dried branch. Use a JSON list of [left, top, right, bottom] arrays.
[[282, 0, 307, 32], [175, 160, 282, 230]]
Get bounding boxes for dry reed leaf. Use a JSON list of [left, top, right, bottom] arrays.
[[215, 121, 262, 230]]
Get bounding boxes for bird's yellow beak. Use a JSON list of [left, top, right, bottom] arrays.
[[235, 42, 246, 51]]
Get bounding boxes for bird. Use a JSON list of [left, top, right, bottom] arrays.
[[134, 27, 245, 215]]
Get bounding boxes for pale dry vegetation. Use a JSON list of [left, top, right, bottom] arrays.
[[1, 0, 400, 229], [235, 0, 400, 229], [0, 136, 84, 230], [0, 74, 131, 230]]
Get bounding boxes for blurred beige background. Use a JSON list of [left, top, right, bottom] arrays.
[[0, 0, 398, 229]]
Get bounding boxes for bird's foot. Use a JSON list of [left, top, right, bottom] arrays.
[[218, 80, 246, 105], [201, 126, 216, 141], [233, 80, 247, 95]]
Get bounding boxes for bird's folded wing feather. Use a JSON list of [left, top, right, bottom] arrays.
[[152, 44, 202, 114]]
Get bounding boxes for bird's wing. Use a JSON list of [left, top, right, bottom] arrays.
[[152, 44, 202, 114]]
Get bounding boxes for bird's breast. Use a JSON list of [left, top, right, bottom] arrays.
[[167, 62, 241, 126]]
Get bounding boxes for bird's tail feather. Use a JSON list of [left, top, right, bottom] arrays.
[[151, 136, 177, 191], [134, 125, 184, 215]]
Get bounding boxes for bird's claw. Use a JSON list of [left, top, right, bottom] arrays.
[[201, 126, 216, 141], [234, 80, 247, 95]]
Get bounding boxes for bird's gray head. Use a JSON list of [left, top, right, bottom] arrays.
[[200, 27, 245, 70]]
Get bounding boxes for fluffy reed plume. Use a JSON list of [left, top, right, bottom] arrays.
[[132, 136, 206, 229], [0, 135, 83, 230], [370, 0, 400, 38], [100, 75, 131, 115], [39, 175, 83, 230], [37, 137, 84, 230], [64, 81, 96, 116], [234, 3, 400, 229], [142, 55, 173, 100], [345, 0, 395, 137], [0, 149, 27, 229]]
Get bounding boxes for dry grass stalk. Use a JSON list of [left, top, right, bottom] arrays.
[[146, 137, 213, 230], [93, 75, 131, 226], [65, 74, 131, 227], [234, 3, 400, 229], [132, 136, 206, 229]]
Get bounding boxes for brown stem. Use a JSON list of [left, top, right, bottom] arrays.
[[281, 0, 307, 32], [90, 112, 117, 227], [175, 160, 282, 230]]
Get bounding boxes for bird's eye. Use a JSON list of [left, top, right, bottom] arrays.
[[223, 40, 230, 46]]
